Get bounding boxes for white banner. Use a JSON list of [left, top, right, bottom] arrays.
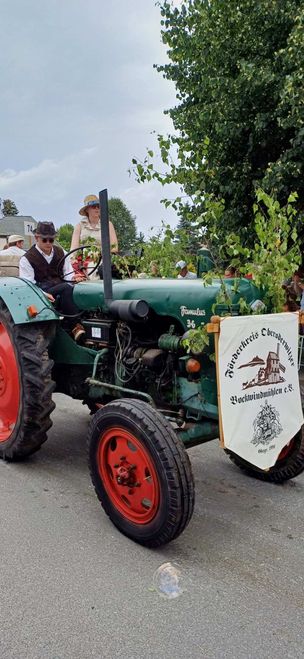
[[218, 312, 303, 469]]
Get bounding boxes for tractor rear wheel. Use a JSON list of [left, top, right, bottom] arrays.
[[226, 426, 304, 483], [88, 398, 195, 547], [0, 302, 56, 460]]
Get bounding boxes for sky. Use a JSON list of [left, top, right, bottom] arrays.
[[0, 0, 182, 236]]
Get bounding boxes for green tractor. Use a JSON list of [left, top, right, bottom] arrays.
[[1, 190, 303, 547]]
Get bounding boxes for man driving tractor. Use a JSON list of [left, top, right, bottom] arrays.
[[19, 221, 85, 341]]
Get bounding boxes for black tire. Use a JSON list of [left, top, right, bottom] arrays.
[[88, 398, 195, 547], [226, 426, 304, 483], [0, 301, 56, 460]]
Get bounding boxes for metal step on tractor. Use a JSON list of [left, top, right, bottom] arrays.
[[1, 190, 303, 547]]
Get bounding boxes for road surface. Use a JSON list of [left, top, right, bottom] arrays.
[[1, 394, 303, 659]]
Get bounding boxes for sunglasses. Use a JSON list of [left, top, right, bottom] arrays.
[[41, 237, 54, 243], [88, 204, 99, 209]]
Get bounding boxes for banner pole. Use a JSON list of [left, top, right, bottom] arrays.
[[207, 315, 225, 448]]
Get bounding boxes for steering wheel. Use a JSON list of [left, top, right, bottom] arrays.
[[57, 245, 102, 281]]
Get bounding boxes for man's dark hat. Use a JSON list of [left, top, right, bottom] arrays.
[[34, 221, 57, 237]]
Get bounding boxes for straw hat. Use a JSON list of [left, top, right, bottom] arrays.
[[79, 194, 99, 216]]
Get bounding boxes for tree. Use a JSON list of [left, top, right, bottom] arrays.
[[108, 198, 137, 252], [133, 0, 304, 242], [57, 223, 74, 251], [222, 190, 301, 312], [139, 224, 194, 277], [136, 231, 145, 245], [176, 211, 201, 253], [112, 223, 196, 278], [1, 199, 19, 216]]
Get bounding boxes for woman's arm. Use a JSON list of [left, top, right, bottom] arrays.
[[70, 223, 82, 251], [109, 221, 118, 253]]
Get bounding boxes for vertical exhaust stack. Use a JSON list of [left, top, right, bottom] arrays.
[[99, 189, 113, 307], [98, 188, 149, 321]]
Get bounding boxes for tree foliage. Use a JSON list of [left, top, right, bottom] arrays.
[[108, 197, 137, 252], [137, 224, 195, 277], [176, 210, 201, 253], [1, 198, 19, 216], [221, 190, 301, 312], [133, 0, 304, 242], [57, 223, 74, 251], [112, 223, 196, 279]]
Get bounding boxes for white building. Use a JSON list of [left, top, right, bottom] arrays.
[[0, 216, 37, 249]]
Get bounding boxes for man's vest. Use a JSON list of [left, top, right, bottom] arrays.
[[25, 245, 65, 288]]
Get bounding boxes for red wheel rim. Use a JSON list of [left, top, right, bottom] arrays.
[[97, 428, 160, 524], [0, 322, 20, 442]]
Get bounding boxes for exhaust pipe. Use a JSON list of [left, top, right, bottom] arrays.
[[99, 189, 149, 322], [99, 189, 113, 306]]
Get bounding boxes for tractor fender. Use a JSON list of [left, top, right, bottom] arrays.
[[0, 277, 58, 324]]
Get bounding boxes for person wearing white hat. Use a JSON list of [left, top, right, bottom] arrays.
[[0, 235, 26, 277], [175, 260, 197, 279], [0, 235, 25, 257]]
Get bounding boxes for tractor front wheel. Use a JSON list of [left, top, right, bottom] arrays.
[[0, 302, 56, 460], [88, 398, 195, 547], [226, 426, 304, 483]]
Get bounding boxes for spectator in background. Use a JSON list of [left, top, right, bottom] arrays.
[[0, 235, 26, 277], [224, 265, 237, 278], [224, 265, 254, 279], [282, 297, 304, 337], [0, 235, 25, 257], [176, 260, 197, 279], [150, 261, 160, 277], [282, 269, 304, 302], [282, 299, 299, 312]]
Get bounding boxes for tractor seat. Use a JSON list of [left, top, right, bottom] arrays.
[[0, 254, 21, 277]]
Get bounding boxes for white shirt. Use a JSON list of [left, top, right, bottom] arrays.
[[178, 271, 197, 279], [0, 245, 25, 257], [19, 245, 74, 283]]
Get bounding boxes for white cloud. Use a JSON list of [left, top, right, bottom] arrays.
[[0, 0, 182, 234], [122, 180, 181, 235], [0, 148, 97, 202]]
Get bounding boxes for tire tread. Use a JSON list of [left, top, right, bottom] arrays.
[[226, 428, 304, 483], [0, 302, 56, 460]]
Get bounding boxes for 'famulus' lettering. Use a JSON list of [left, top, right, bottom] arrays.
[[180, 306, 206, 317]]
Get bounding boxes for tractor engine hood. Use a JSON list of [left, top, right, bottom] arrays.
[[73, 277, 260, 330]]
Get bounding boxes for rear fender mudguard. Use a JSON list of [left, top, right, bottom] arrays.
[[0, 277, 58, 324]]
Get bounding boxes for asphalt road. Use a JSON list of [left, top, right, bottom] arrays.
[[1, 394, 304, 659]]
